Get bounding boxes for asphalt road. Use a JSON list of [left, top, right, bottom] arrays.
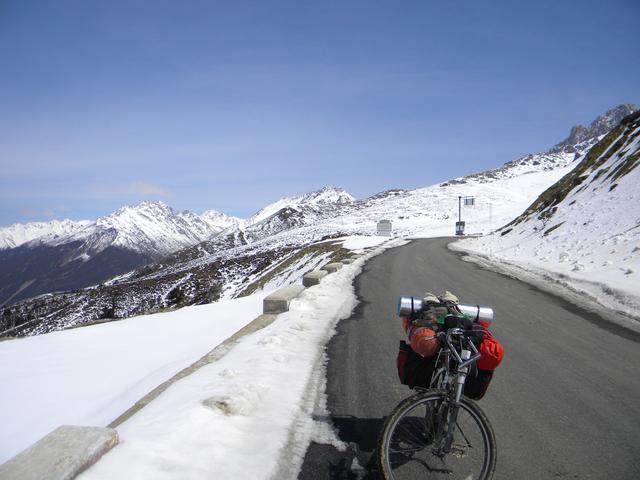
[[299, 238, 640, 479]]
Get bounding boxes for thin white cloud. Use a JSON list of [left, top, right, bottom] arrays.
[[90, 181, 170, 197], [19, 206, 70, 218], [127, 181, 170, 196]]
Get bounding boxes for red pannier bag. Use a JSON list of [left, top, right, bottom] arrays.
[[477, 331, 504, 371], [465, 329, 504, 400]]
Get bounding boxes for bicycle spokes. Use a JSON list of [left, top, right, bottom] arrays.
[[380, 392, 495, 479]]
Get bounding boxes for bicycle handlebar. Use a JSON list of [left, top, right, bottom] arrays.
[[439, 328, 482, 369]]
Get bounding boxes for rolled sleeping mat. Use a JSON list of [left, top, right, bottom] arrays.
[[458, 304, 494, 323], [397, 296, 424, 317]]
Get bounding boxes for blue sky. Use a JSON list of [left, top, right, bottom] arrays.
[[1, 0, 638, 226]]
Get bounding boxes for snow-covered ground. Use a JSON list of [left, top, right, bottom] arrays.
[[0, 236, 402, 479], [0, 291, 270, 464], [0, 219, 92, 250]]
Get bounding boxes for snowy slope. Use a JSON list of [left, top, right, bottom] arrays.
[[0, 219, 91, 250], [0, 202, 240, 256], [0, 291, 270, 464], [455, 110, 640, 319], [1, 159, 577, 337], [46, 201, 241, 257], [0, 203, 243, 305], [249, 186, 355, 224]]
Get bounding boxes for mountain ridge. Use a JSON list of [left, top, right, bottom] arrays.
[[0, 104, 636, 313], [548, 104, 637, 155]]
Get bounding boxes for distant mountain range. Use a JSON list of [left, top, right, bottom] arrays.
[[0, 202, 240, 254], [0, 103, 636, 335]]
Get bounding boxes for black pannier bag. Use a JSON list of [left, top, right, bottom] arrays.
[[397, 340, 436, 388], [396, 340, 494, 399], [463, 367, 494, 400]]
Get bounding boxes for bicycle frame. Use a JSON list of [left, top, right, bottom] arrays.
[[428, 328, 482, 455], [430, 329, 481, 389]]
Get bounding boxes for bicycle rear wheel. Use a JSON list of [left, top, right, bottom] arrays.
[[377, 389, 496, 480]]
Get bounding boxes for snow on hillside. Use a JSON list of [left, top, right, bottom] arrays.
[[200, 209, 242, 231], [249, 186, 354, 224], [0, 239, 401, 479], [0, 219, 91, 249], [0, 202, 241, 257], [1, 105, 632, 258], [57, 201, 242, 256], [454, 111, 640, 322], [0, 290, 271, 464]]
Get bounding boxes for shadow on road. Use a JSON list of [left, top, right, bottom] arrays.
[[299, 415, 386, 480]]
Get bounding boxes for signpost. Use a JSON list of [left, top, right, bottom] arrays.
[[377, 219, 392, 236], [456, 196, 474, 235]]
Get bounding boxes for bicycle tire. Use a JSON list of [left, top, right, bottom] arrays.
[[377, 389, 496, 480]]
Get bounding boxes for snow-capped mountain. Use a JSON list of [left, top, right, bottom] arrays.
[[1, 104, 637, 334], [457, 109, 640, 318], [241, 187, 355, 241], [0, 219, 91, 250], [0, 202, 242, 305], [0, 201, 239, 256], [249, 187, 355, 225]]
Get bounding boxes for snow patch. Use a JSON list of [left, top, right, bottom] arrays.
[[0, 291, 270, 464]]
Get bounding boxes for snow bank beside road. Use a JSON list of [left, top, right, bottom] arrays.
[[451, 242, 640, 334], [0, 292, 269, 464]]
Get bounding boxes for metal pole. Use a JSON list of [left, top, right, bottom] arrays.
[[458, 196, 461, 223]]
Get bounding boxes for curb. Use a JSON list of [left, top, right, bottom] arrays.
[[0, 426, 118, 480], [321, 262, 343, 273], [302, 270, 328, 287], [263, 285, 306, 314]]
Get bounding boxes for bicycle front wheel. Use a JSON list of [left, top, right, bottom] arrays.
[[377, 389, 496, 480]]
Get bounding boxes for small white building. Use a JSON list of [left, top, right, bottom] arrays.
[[377, 219, 392, 236]]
